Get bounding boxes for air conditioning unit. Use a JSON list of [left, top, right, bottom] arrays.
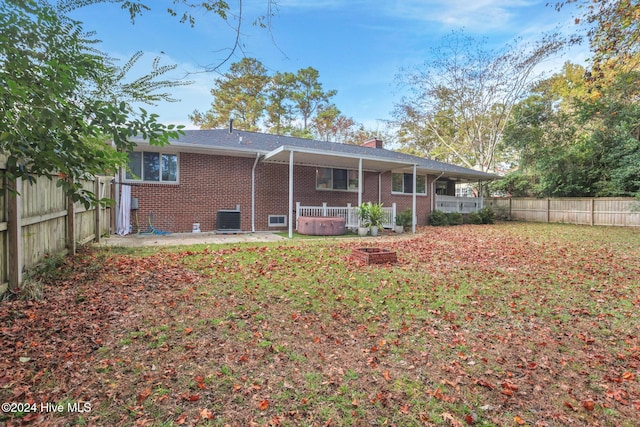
[[216, 209, 241, 232]]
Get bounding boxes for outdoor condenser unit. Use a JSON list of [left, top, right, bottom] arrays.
[[216, 208, 241, 232]]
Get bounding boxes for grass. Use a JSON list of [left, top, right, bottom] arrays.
[[1, 222, 639, 426]]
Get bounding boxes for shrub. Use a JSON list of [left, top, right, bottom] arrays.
[[395, 208, 413, 230], [429, 210, 448, 226], [446, 212, 463, 225], [464, 211, 483, 224], [479, 207, 496, 224]]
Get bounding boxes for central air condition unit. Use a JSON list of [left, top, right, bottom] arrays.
[[216, 209, 241, 233]]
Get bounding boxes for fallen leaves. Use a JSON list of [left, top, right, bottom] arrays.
[[582, 399, 596, 411], [2, 224, 640, 425]]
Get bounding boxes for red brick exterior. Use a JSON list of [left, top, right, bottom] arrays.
[[127, 151, 436, 233]]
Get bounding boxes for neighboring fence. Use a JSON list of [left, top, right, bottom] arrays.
[[434, 195, 484, 213], [296, 202, 396, 229], [0, 174, 113, 293], [486, 197, 640, 227]]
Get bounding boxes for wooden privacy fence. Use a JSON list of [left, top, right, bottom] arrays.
[[486, 197, 640, 227], [0, 174, 113, 294]]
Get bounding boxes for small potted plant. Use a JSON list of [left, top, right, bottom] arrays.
[[356, 202, 371, 236], [395, 208, 412, 233], [368, 202, 385, 236]]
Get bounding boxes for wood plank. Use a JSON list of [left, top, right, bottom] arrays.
[[21, 210, 68, 227], [7, 178, 22, 287]]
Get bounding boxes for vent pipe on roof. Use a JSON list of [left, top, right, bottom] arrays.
[[229, 119, 234, 133]]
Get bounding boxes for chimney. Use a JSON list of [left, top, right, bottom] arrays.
[[361, 138, 383, 149], [229, 119, 234, 133]]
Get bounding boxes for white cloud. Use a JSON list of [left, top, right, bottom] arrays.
[[388, 0, 539, 32]]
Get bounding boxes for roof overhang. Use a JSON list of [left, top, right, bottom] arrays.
[[263, 145, 497, 182], [129, 139, 268, 159]]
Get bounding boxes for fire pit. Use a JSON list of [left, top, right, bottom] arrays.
[[351, 247, 397, 265]]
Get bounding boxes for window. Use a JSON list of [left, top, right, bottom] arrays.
[[436, 181, 448, 195], [268, 215, 287, 227], [126, 151, 178, 182], [316, 168, 359, 191], [392, 173, 427, 195]]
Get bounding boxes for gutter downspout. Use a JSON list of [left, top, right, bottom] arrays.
[[251, 153, 260, 233], [431, 171, 445, 213]]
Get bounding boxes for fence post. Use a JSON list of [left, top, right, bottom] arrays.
[[7, 177, 23, 288], [322, 202, 327, 216], [546, 198, 551, 223], [67, 181, 76, 254], [94, 177, 101, 243], [590, 198, 595, 226], [392, 203, 397, 224], [295, 202, 301, 222]]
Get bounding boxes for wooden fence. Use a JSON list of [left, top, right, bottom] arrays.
[[0, 174, 113, 294], [486, 197, 640, 227]]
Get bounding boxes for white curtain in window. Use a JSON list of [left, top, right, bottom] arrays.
[[116, 184, 131, 236]]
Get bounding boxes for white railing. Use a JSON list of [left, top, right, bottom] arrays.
[[435, 195, 484, 213], [296, 202, 396, 229]]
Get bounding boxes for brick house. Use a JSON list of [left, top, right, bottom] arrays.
[[117, 129, 495, 236]]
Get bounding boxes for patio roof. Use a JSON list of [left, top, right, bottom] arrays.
[[261, 144, 415, 173]]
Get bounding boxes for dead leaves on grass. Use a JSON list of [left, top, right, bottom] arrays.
[[1, 224, 640, 425]]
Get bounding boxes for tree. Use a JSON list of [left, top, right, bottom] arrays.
[[190, 58, 270, 131], [311, 105, 356, 143], [394, 30, 565, 174], [1, 0, 183, 207], [192, 60, 341, 136], [265, 71, 297, 135], [499, 60, 640, 197], [555, 0, 640, 77], [290, 67, 337, 132], [58, 0, 278, 70]]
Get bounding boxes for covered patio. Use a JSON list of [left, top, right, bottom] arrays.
[[261, 143, 493, 238]]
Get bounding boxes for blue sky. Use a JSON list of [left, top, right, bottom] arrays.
[[68, 1, 586, 130]]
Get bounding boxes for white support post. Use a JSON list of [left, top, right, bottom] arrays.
[[412, 164, 417, 233], [358, 158, 363, 208], [322, 202, 327, 216], [288, 150, 294, 238]]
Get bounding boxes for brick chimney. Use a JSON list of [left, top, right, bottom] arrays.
[[361, 138, 383, 149]]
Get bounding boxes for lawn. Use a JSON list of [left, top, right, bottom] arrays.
[[1, 223, 639, 426]]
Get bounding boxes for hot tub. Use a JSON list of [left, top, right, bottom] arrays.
[[297, 216, 346, 236]]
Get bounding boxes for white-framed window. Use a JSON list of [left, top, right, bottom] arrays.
[[268, 215, 287, 227], [316, 167, 359, 191], [392, 172, 427, 195], [126, 151, 178, 182]]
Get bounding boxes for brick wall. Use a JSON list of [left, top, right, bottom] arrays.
[[127, 152, 434, 233]]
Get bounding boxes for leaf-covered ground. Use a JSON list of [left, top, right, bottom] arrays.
[[1, 223, 639, 426]]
